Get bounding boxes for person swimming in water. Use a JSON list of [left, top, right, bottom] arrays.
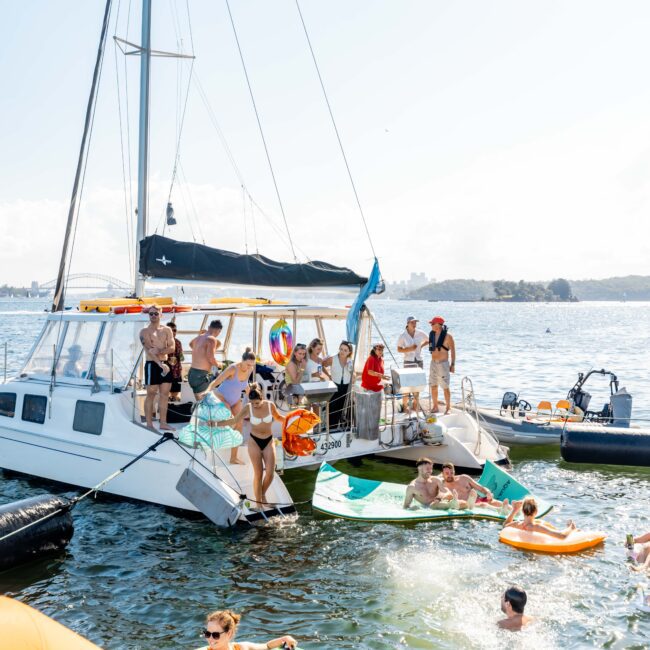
[[497, 585, 535, 630], [626, 531, 650, 571], [503, 496, 576, 538], [199, 609, 297, 650]]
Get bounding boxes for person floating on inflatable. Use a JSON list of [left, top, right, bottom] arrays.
[[197, 609, 297, 650], [626, 531, 650, 571], [503, 496, 576, 539]]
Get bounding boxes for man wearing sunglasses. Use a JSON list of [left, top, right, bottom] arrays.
[[139, 305, 175, 431]]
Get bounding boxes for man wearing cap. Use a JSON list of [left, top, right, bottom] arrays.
[[396, 316, 429, 414], [428, 316, 456, 414]]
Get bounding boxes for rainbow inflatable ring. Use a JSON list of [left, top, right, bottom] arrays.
[[269, 319, 294, 366]]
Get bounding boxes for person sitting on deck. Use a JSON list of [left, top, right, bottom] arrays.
[[403, 457, 474, 510], [498, 585, 535, 630], [440, 462, 509, 512], [62, 344, 83, 378], [503, 496, 576, 538], [199, 609, 297, 650]]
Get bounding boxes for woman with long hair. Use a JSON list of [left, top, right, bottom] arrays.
[[199, 609, 297, 650], [284, 343, 307, 386], [219, 383, 285, 508], [361, 343, 390, 392], [305, 338, 330, 381], [208, 348, 256, 464], [323, 340, 354, 429]]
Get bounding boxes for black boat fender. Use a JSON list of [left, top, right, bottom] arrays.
[[561, 428, 650, 467], [0, 495, 74, 572]]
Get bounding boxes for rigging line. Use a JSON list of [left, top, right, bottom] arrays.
[[178, 160, 204, 243], [176, 166, 198, 243], [191, 71, 306, 256], [224, 0, 298, 262], [242, 185, 249, 254], [294, 0, 378, 260], [52, 0, 113, 312], [250, 195, 259, 254], [114, 1, 134, 280]]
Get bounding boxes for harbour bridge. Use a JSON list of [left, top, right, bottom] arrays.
[[39, 273, 133, 292]]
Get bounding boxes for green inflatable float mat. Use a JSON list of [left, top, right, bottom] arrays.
[[312, 460, 552, 523]]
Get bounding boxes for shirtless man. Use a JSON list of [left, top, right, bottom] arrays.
[[428, 316, 455, 414], [403, 458, 472, 510], [497, 586, 534, 630], [188, 319, 223, 398], [139, 305, 175, 431], [440, 462, 508, 511]]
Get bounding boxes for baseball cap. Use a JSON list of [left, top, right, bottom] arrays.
[[429, 316, 445, 325], [406, 316, 418, 324]]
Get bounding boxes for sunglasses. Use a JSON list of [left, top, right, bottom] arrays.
[[149, 312, 160, 317], [203, 629, 225, 639]]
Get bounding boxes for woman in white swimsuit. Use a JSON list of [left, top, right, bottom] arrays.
[[220, 383, 285, 508]]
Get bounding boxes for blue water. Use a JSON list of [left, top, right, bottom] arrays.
[[1, 298, 649, 649]]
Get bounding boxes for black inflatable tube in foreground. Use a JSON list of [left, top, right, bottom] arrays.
[[0, 495, 74, 572], [561, 429, 650, 467]]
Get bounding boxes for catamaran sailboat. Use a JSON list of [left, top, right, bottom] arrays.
[[0, 1, 508, 528]]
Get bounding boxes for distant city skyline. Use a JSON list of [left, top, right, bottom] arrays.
[[3, 1, 650, 287]]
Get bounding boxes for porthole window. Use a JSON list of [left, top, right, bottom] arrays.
[[73, 400, 105, 435], [22, 394, 47, 424], [0, 392, 16, 417]]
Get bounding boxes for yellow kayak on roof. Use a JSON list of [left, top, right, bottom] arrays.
[[209, 297, 288, 306], [80, 296, 173, 312]]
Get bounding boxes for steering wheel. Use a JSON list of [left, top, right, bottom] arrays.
[[518, 399, 532, 412]]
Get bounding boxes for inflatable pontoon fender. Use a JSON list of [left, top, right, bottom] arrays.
[[0, 495, 73, 572], [561, 429, 650, 467]]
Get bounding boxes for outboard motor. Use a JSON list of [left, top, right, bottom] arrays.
[[610, 388, 633, 428]]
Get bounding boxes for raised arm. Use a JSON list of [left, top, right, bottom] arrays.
[[207, 364, 235, 392], [503, 500, 522, 527]]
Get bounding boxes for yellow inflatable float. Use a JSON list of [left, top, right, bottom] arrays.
[[499, 527, 606, 553], [0, 596, 101, 650]]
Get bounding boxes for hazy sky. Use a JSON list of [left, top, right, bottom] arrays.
[[2, 0, 650, 287]]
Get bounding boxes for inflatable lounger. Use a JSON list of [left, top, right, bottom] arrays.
[[499, 526, 606, 554], [312, 460, 552, 523]]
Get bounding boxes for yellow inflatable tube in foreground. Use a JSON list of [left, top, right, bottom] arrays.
[[499, 527, 606, 553], [0, 596, 101, 650]]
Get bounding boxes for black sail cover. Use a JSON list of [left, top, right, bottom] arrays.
[[139, 235, 368, 288]]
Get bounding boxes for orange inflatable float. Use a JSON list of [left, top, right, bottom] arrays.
[[499, 526, 606, 553], [282, 409, 320, 456], [0, 596, 101, 650]]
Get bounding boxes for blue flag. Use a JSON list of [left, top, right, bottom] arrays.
[[346, 259, 383, 344]]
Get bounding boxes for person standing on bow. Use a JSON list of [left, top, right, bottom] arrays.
[[139, 305, 175, 431], [428, 316, 456, 414], [396, 315, 428, 414], [323, 340, 354, 430], [208, 348, 257, 465], [218, 382, 285, 509]]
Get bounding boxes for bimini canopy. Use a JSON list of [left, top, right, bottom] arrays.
[[139, 235, 368, 289]]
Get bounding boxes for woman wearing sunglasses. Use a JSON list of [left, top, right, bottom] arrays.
[[199, 609, 297, 650]]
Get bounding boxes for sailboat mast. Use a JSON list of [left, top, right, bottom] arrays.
[[134, 0, 152, 298]]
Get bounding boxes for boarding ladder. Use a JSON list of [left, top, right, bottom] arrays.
[[460, 376, 501, 457]]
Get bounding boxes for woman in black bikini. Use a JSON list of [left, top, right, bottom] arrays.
[[219, 383, 285, 508]]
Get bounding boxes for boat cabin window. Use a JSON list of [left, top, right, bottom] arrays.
[[94, 321, 142, 386], [0, 392, 16, 417], [22, 394, 47, 424], [73, 400, 105, 435], [22, 321, 65, 376], [57, 321, 103, 379]]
